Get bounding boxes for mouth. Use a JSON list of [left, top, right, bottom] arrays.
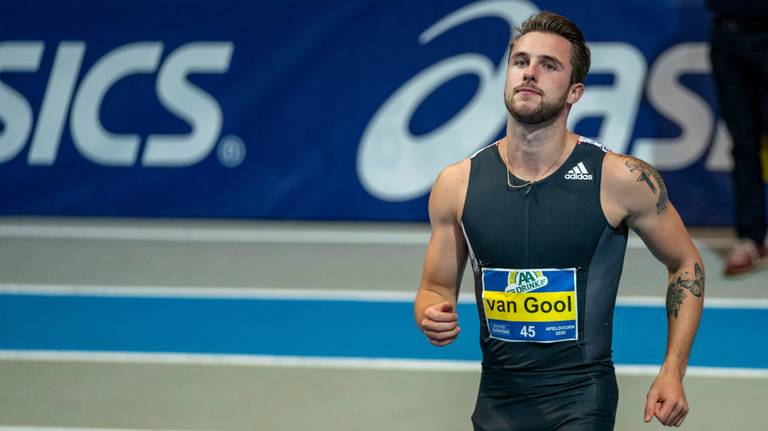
[[515, 87, 542, 96]]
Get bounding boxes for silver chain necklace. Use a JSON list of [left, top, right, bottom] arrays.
[[503, 140, 567, 190]]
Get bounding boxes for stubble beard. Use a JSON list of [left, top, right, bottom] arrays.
[[505, 88, 569, 125]]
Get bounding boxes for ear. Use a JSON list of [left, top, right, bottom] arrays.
[[566, 82, 585, 105]]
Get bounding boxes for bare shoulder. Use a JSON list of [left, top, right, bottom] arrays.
[[430, 158, 471, 222], [434, 158, 471, 189], [601, 152, 670, 225]]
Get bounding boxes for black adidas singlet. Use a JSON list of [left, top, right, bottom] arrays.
[[461, 137, 628, 431]]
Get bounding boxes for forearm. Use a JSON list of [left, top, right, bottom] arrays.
[[662, 260, 705, 376]]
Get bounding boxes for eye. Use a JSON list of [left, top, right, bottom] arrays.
[[511, 56, 528, 67], [543, 63, 557, 71]]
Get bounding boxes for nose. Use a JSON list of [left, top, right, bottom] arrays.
[[523, 66, 537, 82]]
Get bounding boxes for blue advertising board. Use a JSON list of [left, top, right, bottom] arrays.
[[0, 0, 736, 223]]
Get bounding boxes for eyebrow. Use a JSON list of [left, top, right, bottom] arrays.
[[511, 51, 565, 68]]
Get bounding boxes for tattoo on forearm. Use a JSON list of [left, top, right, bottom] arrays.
[[695, 263, 705, 294], [665, 263, 705, 319], [666, 281, 685, 319], [677, 263, 705, 297], [624, 158, 669, 214]]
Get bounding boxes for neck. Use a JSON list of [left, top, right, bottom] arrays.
[[502, 115, 572, 180]]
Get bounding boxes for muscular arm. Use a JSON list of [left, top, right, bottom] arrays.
[[414, 160, 470, 346], [602, 153, 704, 427]]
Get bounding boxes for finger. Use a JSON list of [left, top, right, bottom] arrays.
[[673, 410, 687, 427], [664, 400, 688, 427], [425, 307, 458, 322], [428, 335, 457, 347], [435, 301, 457, 316], [655, 400, 676, 426], [667, 404, 688, 427], [436, 301, 453, 312], [643, 392, 657, 423], [429, 340, 451, 347], [421, 319, 458, 332], [425, 326, 460, 341], [666, 406, 681, 427]]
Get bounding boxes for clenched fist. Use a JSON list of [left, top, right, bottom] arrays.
[[420, 301, 461, 347]]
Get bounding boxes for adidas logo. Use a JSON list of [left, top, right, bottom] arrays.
[[565, 162, 593, 180]]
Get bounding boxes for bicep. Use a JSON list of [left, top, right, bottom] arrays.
[[420, 218, 468, 295], [419, 166, 469, 296], [611, 155, 698, 269]]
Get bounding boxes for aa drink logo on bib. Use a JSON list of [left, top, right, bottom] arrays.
[[506, 270, 549, 293]]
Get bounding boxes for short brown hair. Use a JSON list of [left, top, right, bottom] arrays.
[[510, 11, 591, 84]]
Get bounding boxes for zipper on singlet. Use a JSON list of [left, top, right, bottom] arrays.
[[524, 191, 530, 267]]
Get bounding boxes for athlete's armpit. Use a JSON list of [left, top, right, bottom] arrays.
[[623, 157, 669, 215], [665, 263, 705, 319]]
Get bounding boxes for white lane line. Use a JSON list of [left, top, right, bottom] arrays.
[[0, 223, 733, 249], [615, 364, 768, 379], [0, 283, 425, 303], [0, 350, 478, 372], [616, 296, 768, 308], [2, 284, 767, 308], [0, 350, 765, 378], [0, 224, 430, 245]]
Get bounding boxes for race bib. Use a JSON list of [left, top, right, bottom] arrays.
[[481, 267, 578, 343]]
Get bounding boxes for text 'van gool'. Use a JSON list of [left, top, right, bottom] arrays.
[[485, 295, 574, 314]]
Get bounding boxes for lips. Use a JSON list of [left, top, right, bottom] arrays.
[[515, 87, 542, 96]]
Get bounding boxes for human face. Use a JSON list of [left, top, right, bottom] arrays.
[[504, 31, 582, 125]]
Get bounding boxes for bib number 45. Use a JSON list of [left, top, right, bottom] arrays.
[[520, 325, 536, 338]]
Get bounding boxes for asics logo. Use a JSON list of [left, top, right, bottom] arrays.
[[0, 41, 236, 167]]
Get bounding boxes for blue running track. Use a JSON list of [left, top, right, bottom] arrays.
[[0, 294, 766, 369]]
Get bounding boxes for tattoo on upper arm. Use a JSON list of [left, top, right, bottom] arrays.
[[665, 262, 705, 319], [624, 158, 669, 214]]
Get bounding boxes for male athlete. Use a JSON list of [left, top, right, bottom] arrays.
[[414, 11, 704, 430]]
